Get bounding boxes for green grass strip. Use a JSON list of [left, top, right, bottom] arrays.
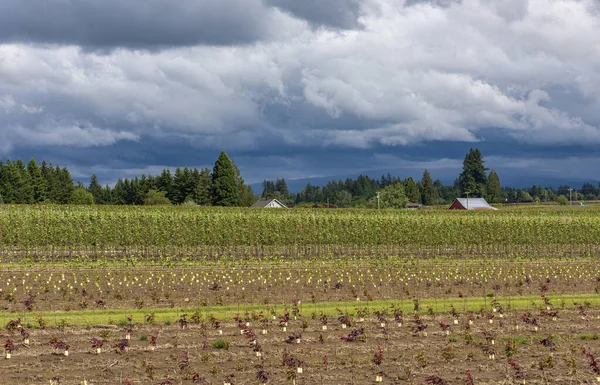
[[2, 293, 598, 328]]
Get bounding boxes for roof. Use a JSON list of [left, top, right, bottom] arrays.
[[407, 202, 422, 208], [251, 199, 288, 209], [451, 198, 498, 210]]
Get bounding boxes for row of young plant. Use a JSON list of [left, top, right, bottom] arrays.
[[4, 300, 600, 384], [1, 260, 599, 314], [1, 206, 600, 259]]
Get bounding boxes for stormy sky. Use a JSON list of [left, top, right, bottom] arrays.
[[1, 0, 599, 188]]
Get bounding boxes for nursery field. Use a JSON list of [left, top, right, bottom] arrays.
[[1, 205, 600, 384]]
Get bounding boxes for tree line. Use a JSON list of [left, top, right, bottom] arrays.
[[1, 149, 598, 206], [0, 152, 254, 206], [263, 148, 599, 207]]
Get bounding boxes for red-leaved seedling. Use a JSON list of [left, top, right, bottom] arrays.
[[509, 360, 526, 380], [4, 339, 16, 359], [465, 369, 474, 385], [583, 348, 600, 375], [90, 337, 103, 354], [424, 376, 449, 385], [340, 328, 365, 342], [178, 351, 189, 372], [373, 347, 383, 366], [48, 338, 70, 356]]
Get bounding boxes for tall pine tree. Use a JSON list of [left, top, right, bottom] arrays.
[[420, 169, 437, 205], [88, 174, 104, 204], [404, 177, 421, 203], [193, 168, 212, 205], [486, 170, 502, 203], [211, 151, 240, 206], [27, 158, 47, 203], [458, 148, 488, 197]]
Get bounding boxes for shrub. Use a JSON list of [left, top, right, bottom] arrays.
[[212, 338, 229, 350]]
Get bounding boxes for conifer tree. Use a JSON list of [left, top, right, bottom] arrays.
[[211, 151, 240, 206], [420, 170, 437, 205], [458, 148, 488, 196], [486, 170, 502, 203], [404, 177, 421, 203], [88, 174, 104, 204]]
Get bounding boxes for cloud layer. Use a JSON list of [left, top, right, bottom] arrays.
[[1, 0, 600, 184]]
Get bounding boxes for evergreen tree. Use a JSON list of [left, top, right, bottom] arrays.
[[211, 151, 240, 206], [232, 162, 254, 207], [485, 170, 502, 203], [55, 167, 74, 204], [193, 168, 212, 205], [173, 167, 196, 204], [420, 170, 437, 205], [88, 174, 104, 204], [13, 159, 34, 204], [27, 158, 47, 203], [156, 169, 175, 203], [404, 177, 421, 203], [261, 180, 276, 198], [275, 178, 289, 197], [458, 148, 488, 196]]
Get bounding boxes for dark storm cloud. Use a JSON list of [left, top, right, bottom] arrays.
[[2, 0, 600, 186], [266, 0, 365, 29], [0, 0, 273, 48]]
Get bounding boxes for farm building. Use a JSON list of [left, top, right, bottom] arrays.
[[251, 198, 288, 209], [449, 198, 497, 210], [407, 203, 422, 210]]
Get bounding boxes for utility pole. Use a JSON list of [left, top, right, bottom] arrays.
[[376, 192, 380, 210], [568, 187, 573, 206], [465, 191, 470, 210]]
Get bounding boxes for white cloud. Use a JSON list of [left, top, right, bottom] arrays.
[[0, 0, 599, 153]]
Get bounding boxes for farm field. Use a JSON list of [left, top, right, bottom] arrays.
[[1, 205, 600, 384]]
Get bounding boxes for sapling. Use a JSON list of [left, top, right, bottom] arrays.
[[115, 338, 129, 354], [210, 315, 222, 334], [178, 314, 189, 330], [450, 304, 460, 324], [19, 327, 30, 345], [355, 307, 369, 322], [256, 366, 269, 384], [424, 376, 449, 385], [520, 313, 539, 331], [158, 376, 175, 385], [340, 328, 365, 342], [149, 333, 158, 351], [509, 360, 526, 382], [90, 337, 103, 354], [411, 314, 428, 336], [178, 351, 190, 372], [439, 322, 451, 335], [320, 312, 328, 330], [583, 348, 600, 381], [125, 315, 134, 339], [280, 309, 290, 331], [285, 333, 302, 344], [5, 318, 21, 333], [23, 292, 35, 311], [336, 308, 351, 328], [465, 369, 474, 385], [373, 347, 384, 382], [539, 335, 554, 352], [4, 339, 16, 359], [48, 338, 70, 356]]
